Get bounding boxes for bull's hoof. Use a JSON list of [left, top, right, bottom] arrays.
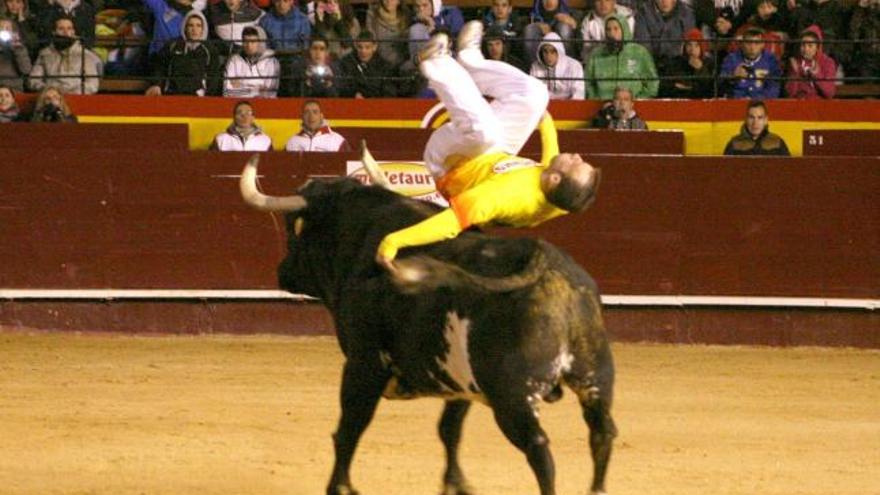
[[327, 485, 359, 495], [441, 482, 476, 495]]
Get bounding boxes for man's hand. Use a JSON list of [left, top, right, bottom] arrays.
[[376, 252, 399, 275]]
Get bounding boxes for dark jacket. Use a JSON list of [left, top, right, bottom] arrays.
[[337, 52, 398, 97], [150, 10, 222, 96], [41, 0, 96, 48], [724, 124, 790, 156]]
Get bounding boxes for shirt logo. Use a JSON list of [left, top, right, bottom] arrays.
[[493, 159, 539, 174]]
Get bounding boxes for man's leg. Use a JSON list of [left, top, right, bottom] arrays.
[[419, 34, 503, 178], [456, 22, 549, 156]]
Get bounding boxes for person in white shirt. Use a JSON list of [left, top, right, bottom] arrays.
[[285, 99, 352, 152], [211, 101, 273, 151], [223, 26, 280, 98]]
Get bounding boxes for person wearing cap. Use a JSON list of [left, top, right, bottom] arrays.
[[373, 21, 601, 271], [338, 30, 399, 97], [660, 27, 716, 97], [723, 99, 790, 156], [482, 25, 528, 73], [719, 26, 781, 99], [784, 24, 837, 99]]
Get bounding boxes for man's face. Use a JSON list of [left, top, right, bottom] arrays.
[[242, 34, 260, 56], [742, 36, 764, 59], [309, 41, 328, 64], [800, 38, 818, 60], [613, 89, 633, 115], [234, 104, 255, 128], [540, 45, 559, 66], [273, 0, 294, 15], [415, 0, 433, 18], [0, 87, 14, 110], [715, 16, 732, 34], [224, 0, 242, 12], [4, 0, 24, 15], [542, 0, 559, 11], [685, 40, 702, 59], [757, 1, 777, 19], [54, 19, 75, 38], [656, 0, 676, 14], [491, 0, 511, 20], [606, 20, 623, 41], [486, 38, 504, 60], [541, 153, 594, 195], [355, 40, 377, 62], [594, 0, 616, 17], [185, 16, 204, 40], [746, 106, 768, 137], [302, 103, 324, 132]]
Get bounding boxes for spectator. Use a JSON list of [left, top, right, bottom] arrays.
[[848, 0, 880, 81], [259, 0, 311, 53], [408, 0, 464, 60], [660, 27, 716, 97], [211, 101, 273, 151], [30, 85, 77, 122], [530, 32, 584, 99], [224, 25, 280, 97], [0, 17, 31, 92], [29, 16, 102, 95], [338, 30, 398, 97], [523, 0, 577, 64], [785, 0, 848, 68], [719, 27, 781, 98], [0, 84, 19, 122], [141, 0, 207, 57], [286, 99, 351, 151], [693, 0, 751, 34], [586, 14, 659, 99], [579, 0, 635, 64], [41, 0, 96, 48], [284, 34, 341, 96], [735, 0, 789, 61], [634, 0, 696, 74], [2, 0, 40, 59], [724, 100, 789, 155], [482, 0, 526, 59], [364, 0, 410, 68], [590, 86, 649, 129], [706, 6, 737, 65], [784, 24, 836, 98], [208, 0, 265, 55], [482, 24, 528, 73], [312, 0, 361, 60], [146, 10, 222, 96]]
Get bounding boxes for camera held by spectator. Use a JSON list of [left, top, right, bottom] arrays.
[[40, 103, 64, 122]]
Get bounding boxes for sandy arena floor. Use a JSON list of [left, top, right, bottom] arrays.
[[0, 330, 878, 495]]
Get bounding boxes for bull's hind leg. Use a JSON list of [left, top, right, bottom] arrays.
[[438, 400, 475, 495], [327, 359, 389, 495], [489, 397, 556, 495]]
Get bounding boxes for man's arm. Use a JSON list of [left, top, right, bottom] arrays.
[[376, 208, 463, 265], [538, 111, 559, 166]]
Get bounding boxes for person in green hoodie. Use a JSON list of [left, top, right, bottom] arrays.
[[585, 13, 658, 100]]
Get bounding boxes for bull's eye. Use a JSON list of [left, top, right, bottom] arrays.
[[294, 217, 305, 237]]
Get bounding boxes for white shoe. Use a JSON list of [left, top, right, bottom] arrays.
[[457, 21, 483, 52], [418, 33, 451, 63]]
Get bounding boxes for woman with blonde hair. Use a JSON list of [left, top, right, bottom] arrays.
[[364, 0, 409, 67], [31, 86, 78, 123]]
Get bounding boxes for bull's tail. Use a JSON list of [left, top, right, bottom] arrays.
[[391, 248, 548, 294]]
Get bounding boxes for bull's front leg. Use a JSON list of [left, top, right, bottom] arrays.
[[438, 400, 474, 495], [327, 358, 390, 495]]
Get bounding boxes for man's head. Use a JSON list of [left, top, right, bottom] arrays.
[[272, 0, 295, 15], [715, 7, 734, 35], [756, 0, 778, 19], [800, 31, 819, 60], [224, 0, 242, 12], [655, 0, 676, 15], [301, 100, 324, 133], [612, 86, 634, 117], [414, 0, 433, 18], [485, 37, 505, 60], [4, 0, 26, 16], [0, 84, 14, 111], [184, 14, 205, 41], [741, 29, 765, 60], [308, 35, 329, 64], [355, 31, 378, 62], [233, 101, 256, 129], [53, 16, 76, 38], [541, 154, 599, 213], [542, 0, 559, 11], [491, 0, 512, 21], [241, 26, 262, 57], [539, 43, 559, 67], [594, 0, 616, 17], [745, 100, 769, 138]]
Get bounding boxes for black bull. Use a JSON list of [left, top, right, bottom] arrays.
[[240, 157, 616, 495]]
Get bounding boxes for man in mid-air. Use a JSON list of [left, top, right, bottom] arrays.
[[373, 21, 601, 271]]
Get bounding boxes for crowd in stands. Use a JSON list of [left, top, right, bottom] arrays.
[[0, 0, 877, 104]]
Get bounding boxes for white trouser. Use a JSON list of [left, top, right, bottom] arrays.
[[421, 47, 550, 179]]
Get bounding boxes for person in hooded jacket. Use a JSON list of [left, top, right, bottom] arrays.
[[223, 25, 280, 97], [586, 14, 659, 99], [529, 31, 584, 99], [146, 10, 222, 96], [29, 15, 102, 94], [579, 0, 635, 65], [784, 24, 836, 98], [141, 0, 207, 57], [660, 27, 716, 97], [211, 101, 273, 151], [523, 0, 577, 64]]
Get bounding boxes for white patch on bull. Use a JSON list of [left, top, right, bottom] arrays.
[[524, 346, 575, 418], [435, 311, 482, 396]]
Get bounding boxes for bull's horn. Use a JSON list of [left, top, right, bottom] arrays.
[[361, 140, 391, 189], [239, 154, 307, 212]]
